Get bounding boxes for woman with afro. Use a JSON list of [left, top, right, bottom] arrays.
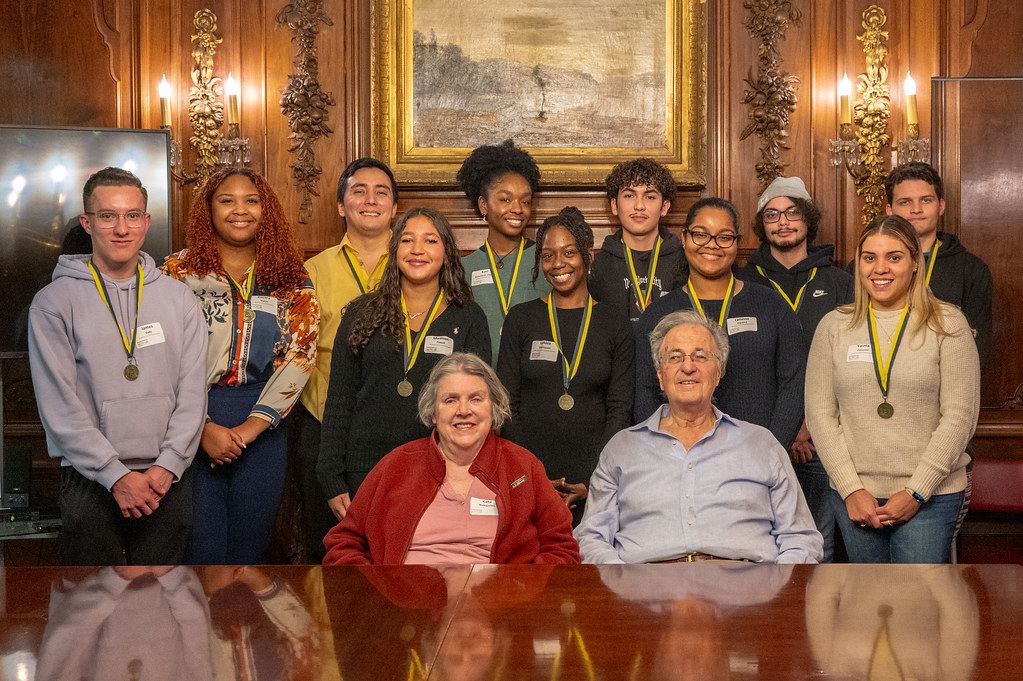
[[163, 168, 319, 564]]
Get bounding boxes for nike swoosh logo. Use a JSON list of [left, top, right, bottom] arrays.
[[812, 290, 827, 297]]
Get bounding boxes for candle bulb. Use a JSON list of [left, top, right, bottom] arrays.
[[225, 72, 240, 126], [158, 75, 172, 129], [904, 72, 919, 127], [838, 74, 852, 126]]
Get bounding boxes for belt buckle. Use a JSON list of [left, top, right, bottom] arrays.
[[683, 553, 698, 562]]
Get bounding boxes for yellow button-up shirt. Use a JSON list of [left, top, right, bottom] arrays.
[[299, 234, 387, 421]]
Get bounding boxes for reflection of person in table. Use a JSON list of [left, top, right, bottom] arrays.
[[162, 168, 319, 565], [576, 310, 821, 564], [317, 208, 491, 521], [805, 215, 980, 563], [498, 206, 634, 523], [457, 140, 550, 363], [805, 564, 979, 680], [323, 352, 579, 565]]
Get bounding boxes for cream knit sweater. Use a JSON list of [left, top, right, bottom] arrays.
[[805, 304, 980, 500]]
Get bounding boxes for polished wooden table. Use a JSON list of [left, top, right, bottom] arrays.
[[1, 563, 1020, 680]]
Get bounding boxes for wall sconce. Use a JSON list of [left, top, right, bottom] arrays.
[[158, 9, 250, 188], [897, 72, 930, 164]]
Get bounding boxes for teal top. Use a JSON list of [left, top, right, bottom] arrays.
[[462, 241, 551, 364]]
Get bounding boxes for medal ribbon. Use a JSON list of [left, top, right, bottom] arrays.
[[225, 261, 256, 311], [624, 235, 662, 312], [686, 275, 736, 327], [401, 289, 445, 374], [756, 266, 818, 312], [868, 302, 911, 399], [547, 294, 593, 393], [923, 240, 940, 287], [88, 260, 143, 365], [484, 238, 524, 315], [341, 246, 369, 294]]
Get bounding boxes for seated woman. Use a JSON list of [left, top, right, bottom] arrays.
[[633, 198, 805, 450], [805, 214, 980, 563], [323, 352, 580, 565], [497, 207, 634, 523], [317, 208, 491, 522]]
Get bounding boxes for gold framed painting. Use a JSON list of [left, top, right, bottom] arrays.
[[371, 0, 708, 186]]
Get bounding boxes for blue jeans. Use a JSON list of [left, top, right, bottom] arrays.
[[794, 455, 836, 562], [829, 488, 963, 563]]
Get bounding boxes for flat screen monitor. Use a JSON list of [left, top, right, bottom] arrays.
[[0, 125, 173, 354]]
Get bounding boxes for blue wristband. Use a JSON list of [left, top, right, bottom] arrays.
[[910, 490, 925, 503]]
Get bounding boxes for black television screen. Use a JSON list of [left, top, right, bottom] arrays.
[[0, 125, 172, 353]]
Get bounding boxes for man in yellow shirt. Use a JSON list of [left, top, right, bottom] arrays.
[[296, 158, 398, 561]]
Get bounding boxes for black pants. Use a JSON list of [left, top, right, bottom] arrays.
[[294, 402, 341, 562], [59, 465, 192, 566]]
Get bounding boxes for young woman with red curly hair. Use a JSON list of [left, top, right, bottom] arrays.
[[163, 168, 319, 564]]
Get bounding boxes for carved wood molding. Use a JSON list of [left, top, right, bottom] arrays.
[[852, 5, 891, 226], [740, 0, 801, 190], [277, 0, 336, 224], [91, 0, 120, 84], [187, 9, 225, 190]]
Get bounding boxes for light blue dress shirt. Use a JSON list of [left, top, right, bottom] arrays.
[[575, 406, 823, 564]]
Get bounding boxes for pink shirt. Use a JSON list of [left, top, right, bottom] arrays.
[[404, 476, 498, 564]]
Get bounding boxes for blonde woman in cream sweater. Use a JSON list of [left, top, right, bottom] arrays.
[[805, 214, 980, 563]]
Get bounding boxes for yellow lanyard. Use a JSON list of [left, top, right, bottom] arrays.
[[686, 275, 735, 327], [88, 260, 143, 362], [547, 294, 593, 391], [923, 239, 940, 287], [484, 238, 525, 315], [226, 261, 255, 306], [756, 265, 818, 312], [401, 289, 445, 375], [341, 245, 370, 294], [624, 235, 662, 312], [868, 302, 911, 397]]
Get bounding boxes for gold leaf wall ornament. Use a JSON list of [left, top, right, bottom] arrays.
[[852, 5, 891, 226], [277, 0, 336, 224], [740, 0, 802, 190], [187, 9, 225, 191]]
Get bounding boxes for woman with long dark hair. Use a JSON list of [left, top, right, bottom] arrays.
[[317, 207, 491, 522], [163, 168, 319, 564]]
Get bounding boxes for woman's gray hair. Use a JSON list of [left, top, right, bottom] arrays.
[[648, 310, 730, 374], [417, 352, 512, 429]]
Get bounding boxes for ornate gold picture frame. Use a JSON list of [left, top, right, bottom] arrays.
[[371, 0, 707, 186]]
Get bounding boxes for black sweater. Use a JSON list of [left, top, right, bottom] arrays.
[[317, 296, 492, 498], [589, 229, 686, 323], [633, 283, 806, 448], [497, 298, 634, 488]]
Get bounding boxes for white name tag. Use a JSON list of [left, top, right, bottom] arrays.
[[847, 344, 873, 363], [726, 316, 758, 335], [251, 295, 278, 315], [135, 322, 165, 349], [424, 335, 454, 355], [471, 269, 495, 286], [470, 497, 498, 516], [530, 340, 560, 362]]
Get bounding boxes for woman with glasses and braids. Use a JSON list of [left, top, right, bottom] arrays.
[[162, 168, 319, 564], [496, 207, 634, 524], [633, 198, 806, 453]]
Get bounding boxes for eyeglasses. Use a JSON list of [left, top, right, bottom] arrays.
[[85, 211, 148, 229], [684, 230, 738, 248], [762, 207, 803, 223], [662, 349, 717, 366]]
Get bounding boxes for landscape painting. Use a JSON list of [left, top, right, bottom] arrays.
[[370, 0, 707, 185]]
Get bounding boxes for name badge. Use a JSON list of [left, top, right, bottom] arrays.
[[251, 295, 278, 315], [847, 343, 872, 363], [470, 497, 498, 516], [471, 269, 495, 286], [726, 316, 758, 335], [530, 340, 560, 362], [135, 322, 165, 349], [424, 335, 454, 355]]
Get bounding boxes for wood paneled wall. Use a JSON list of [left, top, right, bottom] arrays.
[[1, 0, 1020, 457]]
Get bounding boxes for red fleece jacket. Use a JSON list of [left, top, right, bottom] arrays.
[[323, 431, 580, 565]]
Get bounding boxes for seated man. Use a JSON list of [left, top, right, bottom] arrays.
[[574, 310, 822, 564]]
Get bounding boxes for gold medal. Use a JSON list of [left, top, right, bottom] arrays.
[[124, 364, 139, 381], [243, 307, 255, 323], [397, 379, 414, 398], [877, 401, 894, 419], [558, 393, 574, 411]]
